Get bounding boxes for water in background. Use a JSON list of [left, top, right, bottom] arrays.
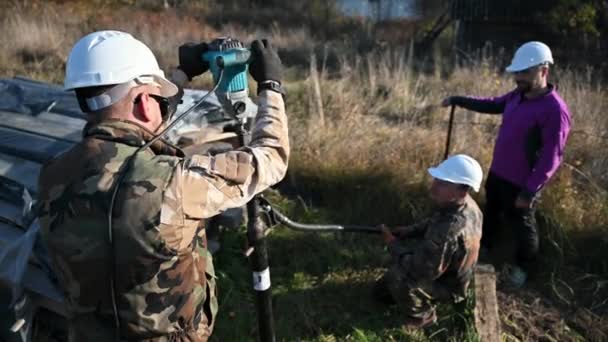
[[337, 0, 415, 20]]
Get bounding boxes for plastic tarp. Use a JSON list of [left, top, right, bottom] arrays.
[[0, 177, 57, 305], [0, 76, 258, 310], [0, 77, 83, 119], [0, 77, 258, 144]]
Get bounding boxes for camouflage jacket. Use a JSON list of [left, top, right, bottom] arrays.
[[388, 195, 483, 298], [37, 90, 289, 341]]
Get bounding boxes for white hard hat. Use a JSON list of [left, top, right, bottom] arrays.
[[64, 30, 178, 111], [505, 41, 554, 73], [428, 154, 484, 192]]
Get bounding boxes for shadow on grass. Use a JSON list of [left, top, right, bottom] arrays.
[[272, 278, 404, 339], [278, 166, 433, 227], [210, 163, 607, 340], [208, 165, 479, 341], [210, 218, 476, 341]]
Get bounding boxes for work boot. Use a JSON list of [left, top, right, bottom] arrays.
[[403, 310, 437, 329]]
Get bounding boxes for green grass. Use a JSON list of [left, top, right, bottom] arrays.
[[210, 191, 480, 341], [1, 1, 607, 340]]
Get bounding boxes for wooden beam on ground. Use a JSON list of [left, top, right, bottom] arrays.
[[473, 263, 501, 342]]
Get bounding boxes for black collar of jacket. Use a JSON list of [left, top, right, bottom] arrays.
[[518, 82, 556, 102], [83, 119, 185, 157], [437, 198, 467, 215]]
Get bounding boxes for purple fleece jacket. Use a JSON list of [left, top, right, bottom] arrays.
[[452, 85, 571, 196]]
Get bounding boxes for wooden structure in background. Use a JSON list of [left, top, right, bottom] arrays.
[[449, 0, 604, 67], [450, 0, 550, 53]]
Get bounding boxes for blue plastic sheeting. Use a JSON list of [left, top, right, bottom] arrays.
[[0, 127, 73, 163], [0, 76, 259, 319], [0, 77, 258, 144], [0, 77, 83, 118], [0, 176, 60, 312]]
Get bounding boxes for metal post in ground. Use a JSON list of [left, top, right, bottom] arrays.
[[234, 121, 276, 342], [444, 104, 456, 160], [246, 198, 275, 342]]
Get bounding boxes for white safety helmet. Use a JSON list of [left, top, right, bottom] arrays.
[[64, 30, 178, 111], [505, 41, 554, 73], [428, 154, 483, 192]]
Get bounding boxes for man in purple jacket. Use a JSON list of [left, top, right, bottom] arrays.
[[441, 41, 571, 287]]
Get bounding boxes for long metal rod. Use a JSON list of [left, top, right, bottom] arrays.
[[268, 206, 381, 234], [247, 199, 275, 342], [444, 104, 456, 160], [236, 120, 276, 341]]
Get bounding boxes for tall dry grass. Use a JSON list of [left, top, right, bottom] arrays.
[[285, 50, 608, 334], [0, 1, 606, 333], [2, 0, 605, 268], [288, 49, 608, 323], [0, 2, 316, 85], [291, 46, 608, 232]]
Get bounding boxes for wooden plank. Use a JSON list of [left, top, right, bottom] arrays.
[[473, 263, 501, 342], [0, 127, 72, 164], [0, 111, 82, 143], [0, 153, 41, 193]]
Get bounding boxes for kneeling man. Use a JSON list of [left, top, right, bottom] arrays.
[[376, 155, 484, 328]]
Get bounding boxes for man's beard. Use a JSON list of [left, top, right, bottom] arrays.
[[516, 80, 531, 92]]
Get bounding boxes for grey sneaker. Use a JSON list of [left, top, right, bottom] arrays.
[[403, 310, 437, 329]]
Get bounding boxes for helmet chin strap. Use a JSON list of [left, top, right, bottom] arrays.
[[82, 76, 159, 112]]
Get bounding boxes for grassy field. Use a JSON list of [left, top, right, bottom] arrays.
[[1, 1, 607, 341], [209, 191, 479, 342]]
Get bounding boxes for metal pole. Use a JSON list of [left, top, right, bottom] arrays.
[[247, 199, 275, 342], [236, 124, 276, 342], [444, 104, 456, 160]]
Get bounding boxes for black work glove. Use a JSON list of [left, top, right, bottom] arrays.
[[178, 42, 209, 80], [249, 39, 282, 84]]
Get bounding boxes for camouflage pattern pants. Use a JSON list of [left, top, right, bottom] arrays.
[[376, 265, 436, 319], [66, 250, 218, 342]]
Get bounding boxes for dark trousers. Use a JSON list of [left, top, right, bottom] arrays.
[[481, 172, 539, 272]]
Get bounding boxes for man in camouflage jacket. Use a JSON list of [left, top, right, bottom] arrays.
[[375, 155, 483, 328], [37, 31, 288, 341]]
